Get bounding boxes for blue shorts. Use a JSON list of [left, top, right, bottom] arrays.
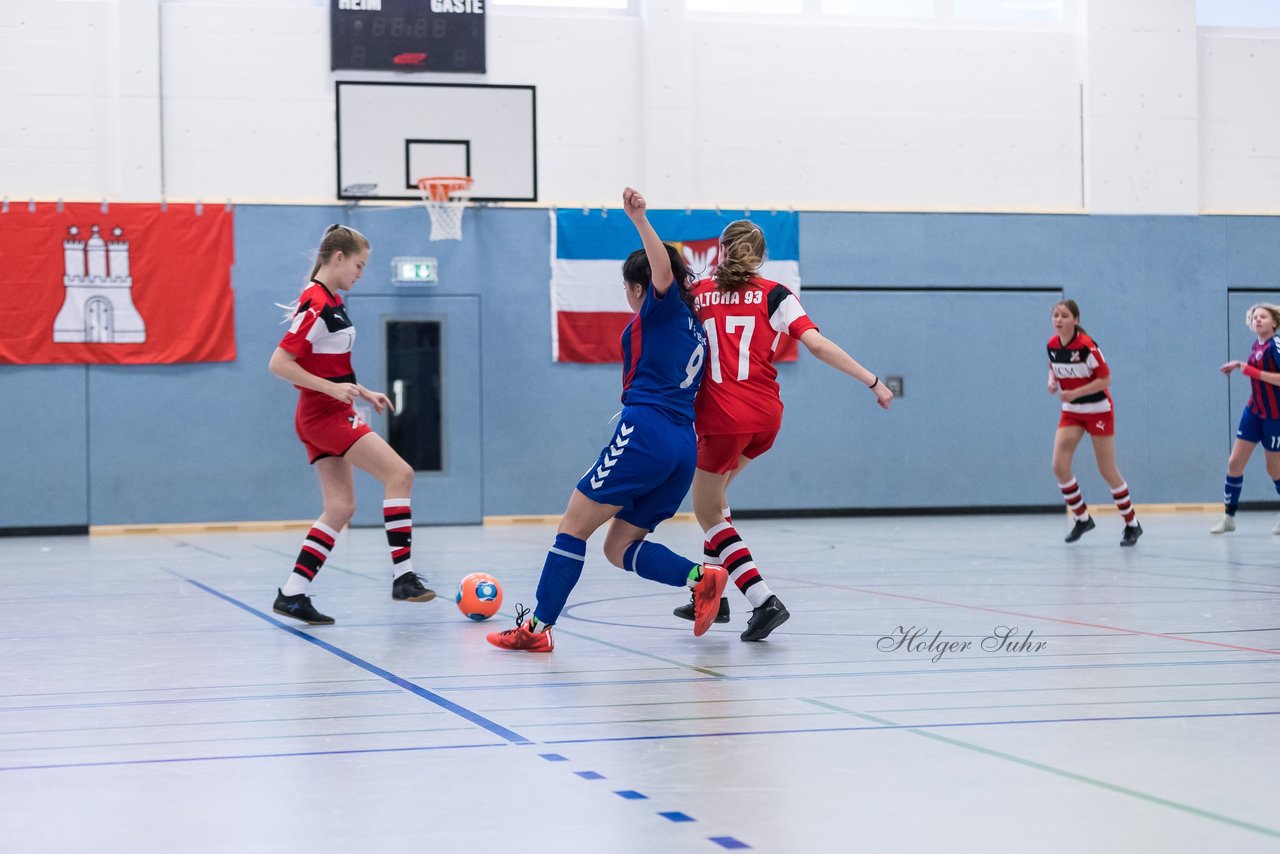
[[575, 404, 696, 532], [1237, 406, 1280, 451]]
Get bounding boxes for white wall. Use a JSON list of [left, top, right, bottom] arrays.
[[1, 0, 161, 202], [1198, 29, 1280, 213], [0, 0, 1277, 212], [674, 13, 1083, 211], [1084, 0, 1198, 214], [160, 2, 331, 202]]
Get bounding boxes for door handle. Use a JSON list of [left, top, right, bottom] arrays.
[[392, 379, 405, 416]]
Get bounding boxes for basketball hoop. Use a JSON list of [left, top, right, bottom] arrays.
[[417, 176, 474, 241]]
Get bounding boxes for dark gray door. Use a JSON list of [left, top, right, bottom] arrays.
[[386, 320, 443, 472], [346, 294, 482, 525]]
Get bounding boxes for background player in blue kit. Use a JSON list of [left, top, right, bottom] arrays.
[[487, 187, 728, 652], [1211, 303, 1280, 534]]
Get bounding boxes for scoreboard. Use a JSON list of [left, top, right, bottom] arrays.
[[331, 0, 486, 73]]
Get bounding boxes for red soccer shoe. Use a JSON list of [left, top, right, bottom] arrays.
[[692, 565, 728, 637], [487, 607, 554, 652]]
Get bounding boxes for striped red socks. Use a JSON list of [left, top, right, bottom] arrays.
[[1112, 482, 1138, 526], [384, 499, 414, 579], [282, 520, 339, 595], [705, 521, 772, 608], [1059, 479, 1089, 521]]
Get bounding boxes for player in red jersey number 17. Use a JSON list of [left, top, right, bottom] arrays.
[[674, 220, 893, 641]]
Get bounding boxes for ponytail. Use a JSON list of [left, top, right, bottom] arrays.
[[279, 224, 371, 322], [713, 220, 766, 292]]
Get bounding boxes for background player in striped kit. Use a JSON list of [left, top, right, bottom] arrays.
[[1047, 299, 1142, 547], [1210, 303, 1280, 534], [674, 219, 893, 641], [486, 188, 728, 653], [267, 224, 435, 625]]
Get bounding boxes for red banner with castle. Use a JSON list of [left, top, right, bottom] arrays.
[[0, 202, 235, 364]]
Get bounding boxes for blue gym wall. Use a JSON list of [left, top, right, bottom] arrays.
[[2, 207, 1277, 529]]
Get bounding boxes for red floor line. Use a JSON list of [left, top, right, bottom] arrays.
[[778, 576, 1280, 657]]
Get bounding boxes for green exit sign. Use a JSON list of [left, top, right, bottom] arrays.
[[391, 257, 438, 285]]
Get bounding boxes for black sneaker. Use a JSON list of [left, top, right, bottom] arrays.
[[392, 572, 436, 602], [1064, 517, 1096, 543], [1120, 523, 1143, 547], [740, 595, 790, 642], [674, 594, 729, 623], [273, 589, 335, 625]]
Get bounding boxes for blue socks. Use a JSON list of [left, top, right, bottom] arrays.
[[623, 540, 699, 588], [533, 533, 586, 628], [531, 535, 702, 626], [1224, 475, 1243, 515]]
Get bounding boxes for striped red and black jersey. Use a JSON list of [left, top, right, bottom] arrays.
[[1047, 331, 1112, 414], [691, 276, 818, 435], [1247, 336, 1280, 419], [279, 281, 356, 385]]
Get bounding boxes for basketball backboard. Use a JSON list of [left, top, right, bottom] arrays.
[[336, 81, 537, 202]]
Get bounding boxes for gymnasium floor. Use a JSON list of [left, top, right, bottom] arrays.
[[2, 511, 1277, 853]]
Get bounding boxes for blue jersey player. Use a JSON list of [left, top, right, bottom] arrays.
[[1212, 303, 1280, 534], [487, 188, 729, 652]]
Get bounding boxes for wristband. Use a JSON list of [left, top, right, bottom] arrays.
[[1243, 364, 1263, 380], [868, 375, 880, 389]]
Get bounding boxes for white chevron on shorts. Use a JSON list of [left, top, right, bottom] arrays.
[[590, 426, 632, 489]]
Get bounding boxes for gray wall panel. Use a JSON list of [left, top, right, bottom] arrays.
[[0, 365, 88, 528]]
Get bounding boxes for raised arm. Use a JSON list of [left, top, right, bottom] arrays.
[[621, 186, 674, 296], [798, 328, 893, 409]]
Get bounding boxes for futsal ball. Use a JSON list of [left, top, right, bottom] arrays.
[[456, 572, 502, 621]]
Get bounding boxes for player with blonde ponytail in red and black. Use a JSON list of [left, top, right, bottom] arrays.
[[267, 224, 435, 624]]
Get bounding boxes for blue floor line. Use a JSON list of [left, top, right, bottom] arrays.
[[0, 689, 401, 714], [709, 836, 752, 849], [0, 741, 507, 772], [8, 707, 1276, 773], [183, 578, 532, 745], [544, 708, 1280, 745], [432, 656, 1280, 693]]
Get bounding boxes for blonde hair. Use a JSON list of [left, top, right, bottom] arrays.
[[713, 220, 765, 292], [279, 224, 371, 321], [1245, 303, 1280, 330], [309, 223, 370, 280]]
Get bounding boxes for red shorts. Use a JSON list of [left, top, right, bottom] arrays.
[[295, 393, 372, 464], [697, 430, 779, 475], [1058, 409, 1114, 437]]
